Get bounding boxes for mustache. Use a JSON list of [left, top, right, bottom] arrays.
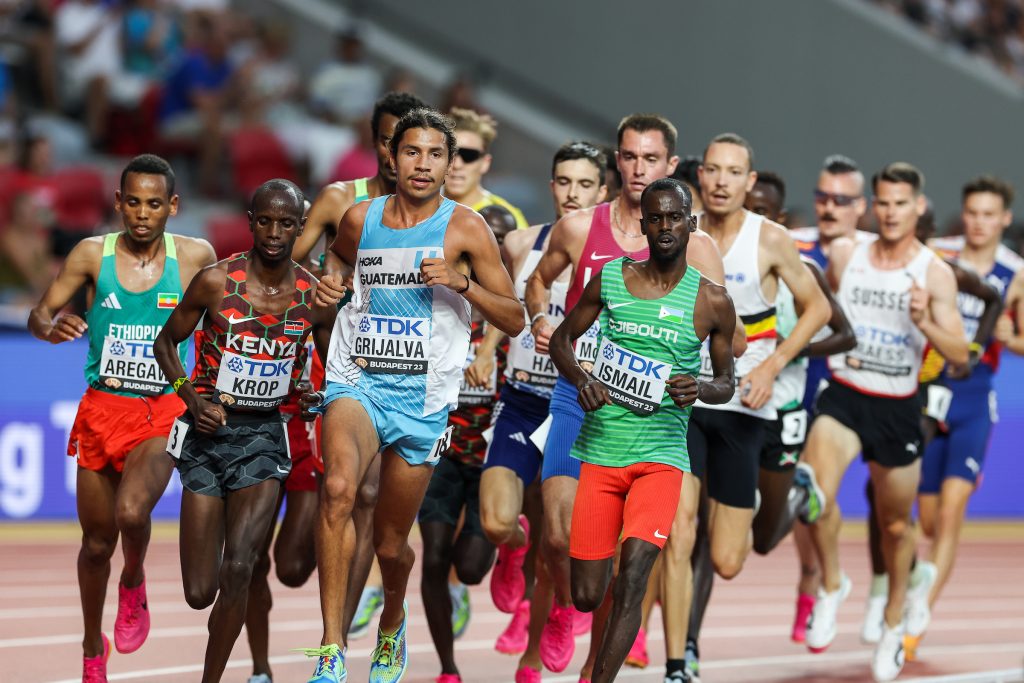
[[821, 213, 836, 222]]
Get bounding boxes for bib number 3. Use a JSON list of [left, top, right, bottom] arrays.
[[425, 426, 454, 464], [166, 418, 189, 460]]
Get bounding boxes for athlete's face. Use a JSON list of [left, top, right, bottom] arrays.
[[550, 158, 606, 219], [641, 189, 695, 263], [248, 190, 305, 263], [814, 171, 865, 240], [699, 142, 756, 218], [392, 126, 451, 200], [873, 180, 925, 244], [962, 191, 1012, 250], [444, 130, 491, 201], [616, 129, 678, 206], [115, 173, 179, 246], [375, 113, 400, 184], [745, 183, 786, 224]]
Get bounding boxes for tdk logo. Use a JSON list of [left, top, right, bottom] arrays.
[[365, 316, 425, 336], [229, 357, 291, 377], [611, 348, 667, 378], [854, 325, 912, 347]]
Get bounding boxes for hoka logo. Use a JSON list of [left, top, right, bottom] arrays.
[[359, 256, 383, 267]]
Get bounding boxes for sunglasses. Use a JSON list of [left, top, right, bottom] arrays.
[[456, 148, 484, 163], [813, 189, 861, 207]]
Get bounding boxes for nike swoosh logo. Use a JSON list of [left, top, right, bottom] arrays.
[[276, 465, 290, 474], [608, 301, 634, 309], [590, 252, 613, 261], [654, 529, 668, 539], [228, 315, 256, 325]]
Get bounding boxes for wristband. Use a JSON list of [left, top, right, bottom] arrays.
[[172, 377, 190, 393], [454, 273, 471, 294], [969, 341, 984, 355], [530, 311, 546, 326]]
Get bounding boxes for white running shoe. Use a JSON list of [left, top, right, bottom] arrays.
[[806, 572, 852, 653], [905, 561, 937, 637], [861, 593, 888, 644], [871, 623, 906, 682]]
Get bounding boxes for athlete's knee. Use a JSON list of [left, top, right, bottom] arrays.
[[880, 515, 912, 542], [218, 554, 257, 596], [276, 557, 314, 588], [80, 532, 117, 566], [252, 551, 272, 580], [454, 552, 492, 586], [375, 537, 411, 572], [356, 474, 379, 509], [321, 471, 357, 521], [480, 508, 517, 546], [571, 576, 606, 613], [664, 518, 697, 564], [183, 579, 217, 610], [541, 520, 570, 562], [712, 549, 745, 580], [114, 498, 150, 535]]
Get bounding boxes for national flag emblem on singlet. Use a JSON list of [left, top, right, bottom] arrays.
[[157, 292, 179, 308]]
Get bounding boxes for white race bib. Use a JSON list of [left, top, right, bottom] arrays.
[[574, 320, 601, 370], [507, 331, 558, 389], [215, 350, 294, 409], [166, 418, 189, 459], [99, 336, 167, 396], [458, 344, 497, 406], [351, 313, 429, 375], [924, 384, 953, 422], [591, 338, 669, 416]]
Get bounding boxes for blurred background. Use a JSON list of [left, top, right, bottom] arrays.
[[1, 0, 1024, 521]]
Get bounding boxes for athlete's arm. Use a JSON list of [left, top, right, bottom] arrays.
[[946, 261, 1003, 378], [175, 235, 218, 283], [292, 182, 355, 263], [525, 211, 586, 353], [677, 279, 736, 407], [313, 201, 369, 308], [802, 259, 856, 358], [549, 275, 610, 411], [688, 229, 746, 358], [310, 284, 338, 367], [914, 257, 969, 366], [995, 269, 1024, 355], [154, 266, 227, 434], [27, 237, 101, 343]]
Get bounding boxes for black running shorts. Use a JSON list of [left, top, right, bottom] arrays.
[[814, 380, 923, 468], [688, 408, 767, 509]]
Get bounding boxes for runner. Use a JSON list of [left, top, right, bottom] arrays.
[[445, 107, 529, 228], [524, 113, 726, 677], [301, 107, 524, 683], [550, 177, 737, 683], [27, 154, 215, 683], [801, 163, 968, 682], [682, 135, 830, 683]]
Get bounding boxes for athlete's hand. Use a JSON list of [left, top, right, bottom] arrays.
[[909, 279, 930, 327], [531, 318, 554, 355], [465, 351, 495, 389], [945, 362, 973, 380], [577, 378, 612, 412], [314, 274, 347, 308], [420, 257, 469, 293], [187, 396, 227, 435], [738, 362, 776, 410], [667, 374, 700, 408], [46, 313, 87, 344], [994, 313, 1015, 344], [298, 388, 324, 421]]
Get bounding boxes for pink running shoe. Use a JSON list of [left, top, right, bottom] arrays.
[[539, 602, 575, 672], [434, 674, 462, 683], [624, 626, 649, 668], [82, 633, 110, 683], [514, 665, 541, 683], [496, 599, 531, 654], [791, 593, 815, 643], [115, 577, 150, 653], [491, 515, 530, 613], [572, 607, 592, 636]]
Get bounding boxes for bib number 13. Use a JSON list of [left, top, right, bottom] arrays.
[[425, 426, 454, 464]]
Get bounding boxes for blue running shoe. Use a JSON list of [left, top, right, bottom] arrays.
[[450, 583, 470, 639], [350, 585, 385, 639], [300, 643, 347, 683], [370, 601, 409, 683]]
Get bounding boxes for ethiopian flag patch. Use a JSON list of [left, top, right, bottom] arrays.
[[157, 293, 179, 309], [659, 306, 686, 324]]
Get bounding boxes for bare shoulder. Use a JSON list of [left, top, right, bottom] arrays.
[[925, 249, 957, 289], [451, 202, 491, 233], [69, 235, 105, 262], [172, 234, 217, 266], [557, 206, 596, 237], [340, 196, 372, 226], [759, 216, 796, 252], [503, 224, 539, 256], [312, 181, 356, 210]]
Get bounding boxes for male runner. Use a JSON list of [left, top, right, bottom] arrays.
[[301, 108, 524, 683], [524, 113, 726, 675], [27, 154, 215, 683], [802, 163, 967, 682], [473, 142, 608, 681], [153, 180, 335, 683], [444, 107, 529, 227], [681, 135, 830, 683], [551, 178, 737, 683]]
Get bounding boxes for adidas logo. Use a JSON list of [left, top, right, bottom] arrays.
[[509, 431, 528, 445], [100, 293, 122, 310]]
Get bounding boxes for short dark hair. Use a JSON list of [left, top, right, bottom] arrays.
[[599, 143, 621, 186], [962, 174, 1014, 209], [703, 132, 754, 170], [250, 178, 305, 212], [754, 171, 786, 206], [617, 113, 678, 157], [671, 155, 702, 192], [872, 162, 925, 195], [823, 154, 860, 175], [121, 154, 175, 196], [641, 177, 692, 213], [371, 91, 429, 139], [551, 141, 606, 180], [389, 107, 457, 162]]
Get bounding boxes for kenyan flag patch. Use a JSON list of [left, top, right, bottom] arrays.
[[157, 293, 179, 309], [284, 320, 306, 336]]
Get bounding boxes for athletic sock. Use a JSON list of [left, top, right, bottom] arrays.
[[666, 659, 686, 675], [869, 573, 888, 597]]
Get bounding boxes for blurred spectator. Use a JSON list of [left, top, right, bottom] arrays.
[[0, 0, 58, 110], [327, 115, 377, 183], [0, 191, 57, 303], [309, 29, 382, 125], [440, 73, 482, 113], [384, 68, 418, 95], [122, 0, 183, 80]]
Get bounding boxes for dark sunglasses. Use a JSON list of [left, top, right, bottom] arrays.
[[456, 148, 484, 163], [813, 189, 861, 207]]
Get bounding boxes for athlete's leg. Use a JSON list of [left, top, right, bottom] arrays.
[[580, 583, 613, 681], [115, 438, 175, 587], [521, 480, 543, 601], [541, 475, 578, 608], [918, 493, 939, 540], [707, 499, 754, 579], [516, 552, 553, 674], [868, 459, 921, 628], [865, 482, 887, 576], [794, 522, 820, 596], [201, 479, 282, 683], [662, 473, 700, 661], [179, 490, 225, 611], [77, 467, 120, 657], [419, 520, 459, 675], [275, 487, 320, 586], [452, 468, 497, 585], [244, 492, 285, 681], [480, 466, 527, 547], [343, 456, 381, 636], [752, 467, 799, 555], [926, 477, 974, 607]]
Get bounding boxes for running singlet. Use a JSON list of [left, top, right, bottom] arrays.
[[505, 223, 567, 398], [697, 210, 778, 419], [325, 195, 472, 417], [85, 232, 187, 397], [450, 321, 507, 466], [191, 253, 315, 410], [566, 202, 650, 367], [830, 241, 934, 397], [772, 280, 807, 411], [572, 257, 703, 472], [353, 177, 370, 204]]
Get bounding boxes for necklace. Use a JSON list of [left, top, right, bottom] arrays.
[[123, 236, 162, 270], [612, 201, 643, 239]]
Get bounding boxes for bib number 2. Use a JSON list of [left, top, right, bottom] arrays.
[[425, 426, 454, 464]]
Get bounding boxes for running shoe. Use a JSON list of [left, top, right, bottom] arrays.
[[114, 576, 150, 654], [82, 633, 110, 683], [434, 675, 461, 683], [794, 462, 827, 524], [573, 607, 592, 636], [905, 560, 937, 637], [301, 643, 347, 683], [806, 572, 852, 653], [903, 633, 922, 662], [684, 638, 701, 683], [495, 599, 530, 654], [450, 583, 471, 639], [247, 675, 272, 683], [665, 671, 694, 683], [539, 602, 575, 672], [514, 665, 541, 683], [369, 601, 409, 683], [350, 586, 385, 640], [625, 626, 649, 668], [871, 623, 905, 682], [791, 593, 815, 643], [491, 515, 530, 613]]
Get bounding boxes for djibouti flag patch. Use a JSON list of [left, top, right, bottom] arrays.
[[659, 306, 686, 324], [157, 293, 179, 309]]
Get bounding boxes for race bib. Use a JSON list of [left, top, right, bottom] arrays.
[[425, 426, 454, 464], [351, 313, 429, 374], [924, 384, 953, 422], [591, 338, 669, 416], [780, 409, 808, 446], [507, 331, 558, 389], [573, 320, 601, 371], [166, 418, 188, 460], [99, 336, 167, 396], [215, 350, 294, 409]]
